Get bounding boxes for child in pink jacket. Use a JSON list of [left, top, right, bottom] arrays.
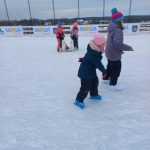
[[70, 22, 79, 50]]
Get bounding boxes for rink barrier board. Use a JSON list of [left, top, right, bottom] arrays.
[[60, 50, 77, 52], [0, 23, 150, 37]]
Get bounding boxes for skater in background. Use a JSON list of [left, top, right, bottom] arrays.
[[70, 22, 79, 50], [56, 22, 64, 52], [103, 7, 134, 89], [74, 33, 107, 109]]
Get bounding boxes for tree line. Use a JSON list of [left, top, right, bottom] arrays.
[[0, 15, 150, 26]]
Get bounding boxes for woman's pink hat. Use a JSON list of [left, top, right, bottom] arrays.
[[93, 33, 106, 46]]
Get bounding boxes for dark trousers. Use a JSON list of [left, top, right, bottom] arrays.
[[71, 37, 78, 49], [60, 36, 64, 48], [76, 77, 99, 103], [105, 60, 121, 85]]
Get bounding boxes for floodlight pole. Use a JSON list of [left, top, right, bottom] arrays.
[[4, 0, 10, 24], [103, 0, 105, 23], [52, 0, 55, 20], [27, 0, 33, 25], [129, 0, 132, 22], [78, 0, 80, 18]]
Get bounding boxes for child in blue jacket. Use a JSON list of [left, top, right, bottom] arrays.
[[74, 33, 107, 109]]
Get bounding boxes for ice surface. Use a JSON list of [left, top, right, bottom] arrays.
[[0, 34, 150, 150]]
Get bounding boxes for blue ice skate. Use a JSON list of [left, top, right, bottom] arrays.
[[74, 100, 85, 109], [90, 95, 102, 100]]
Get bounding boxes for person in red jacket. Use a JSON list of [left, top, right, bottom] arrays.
[[56, 22, 64, 52]]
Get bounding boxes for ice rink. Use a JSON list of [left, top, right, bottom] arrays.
[[0, 34, 150, 150]]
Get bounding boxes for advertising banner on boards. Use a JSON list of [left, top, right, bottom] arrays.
[[124, 23, 140, 34], [33, 26, 51, 36], [78, 25, 99, 36], [0, 26, 23, 36]]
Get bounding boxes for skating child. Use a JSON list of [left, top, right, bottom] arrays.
[[70, 22, 79, 50], [74, 33, 107, 109], [56, 22, 64, 52], [103, 8, 134, 89]]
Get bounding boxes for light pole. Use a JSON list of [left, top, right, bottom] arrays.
[[78, 0, 80, 18], [52, 0, 55, 20], [4, 0, 10, 24], [103, 0, 105, 23], [129, 0, 132, 22], [27, 0, 32, 25]]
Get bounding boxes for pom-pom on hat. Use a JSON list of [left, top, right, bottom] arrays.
[[111, 7, 118, 14], [111, 7, 124, 23], [93, 32, 106, 46]]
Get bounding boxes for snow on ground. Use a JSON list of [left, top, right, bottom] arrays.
[[0, 34, 150, 150]]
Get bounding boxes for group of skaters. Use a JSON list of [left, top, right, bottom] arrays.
[[56, 21, 79, 52], [74, 7, 134, 109]]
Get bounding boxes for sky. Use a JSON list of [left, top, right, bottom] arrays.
[[0, 0, 150, 20]]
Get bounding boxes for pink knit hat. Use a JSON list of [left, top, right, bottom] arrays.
[[93, 33, 106, 46], [73, 22, 78, 27]]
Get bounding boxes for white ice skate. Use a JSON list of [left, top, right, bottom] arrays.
[[70, 39, 75, 51], [109, 84, 122, 91], [102, 80, 110, 84]]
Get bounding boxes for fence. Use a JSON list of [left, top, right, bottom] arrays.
[[139, 22, 150, 33], [0, 22, 150, 37]]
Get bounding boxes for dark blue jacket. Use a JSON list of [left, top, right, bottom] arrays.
[[78, 45, 106, 79]]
